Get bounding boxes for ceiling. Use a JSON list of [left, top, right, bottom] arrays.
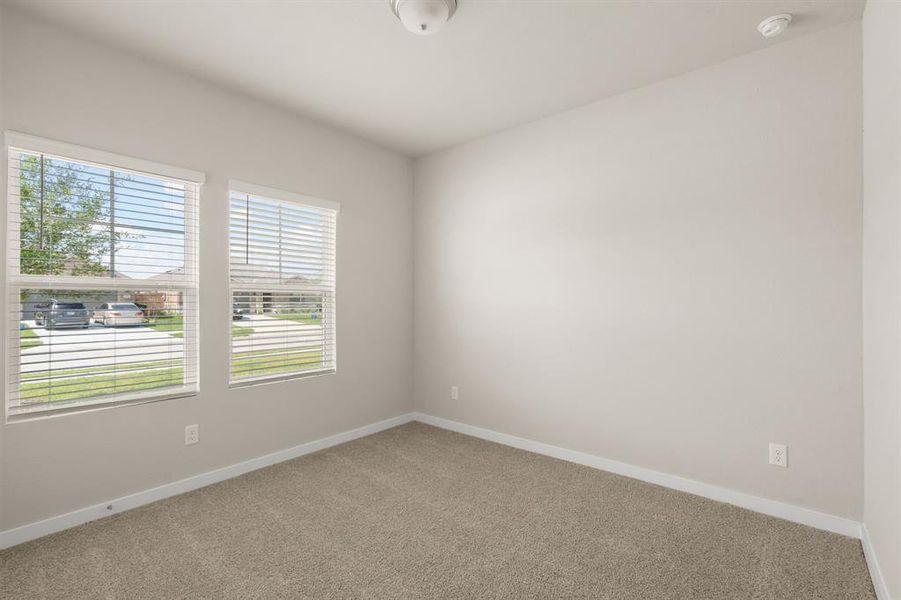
[[7, 0, 864, 157]]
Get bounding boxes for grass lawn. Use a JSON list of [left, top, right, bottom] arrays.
[[20, 347, 322, 406], [230, 348, 322, 379], [146, 314, 184, 338], [231, 323, 254, 337], [20, 327, 43, 350], [272, 312, 321, 325], [21, 367, 185, 403]]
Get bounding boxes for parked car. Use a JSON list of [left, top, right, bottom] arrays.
[[94, 303, 145, 327], [34, 301, 91, 329], [233, 303, 249, 320]]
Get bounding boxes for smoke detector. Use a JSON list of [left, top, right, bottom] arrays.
[[757, 14, 792, 38], [390, 0, 457, 36]]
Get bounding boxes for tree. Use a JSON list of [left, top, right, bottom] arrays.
[[18, 154, 132, 276]]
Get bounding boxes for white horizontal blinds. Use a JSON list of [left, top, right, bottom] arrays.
[[229, 189, 337, 384], [6, 145, 200, 416]]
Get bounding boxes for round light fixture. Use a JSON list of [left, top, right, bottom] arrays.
[[757, 14, 792, 38], [390, 0, 457, 36]]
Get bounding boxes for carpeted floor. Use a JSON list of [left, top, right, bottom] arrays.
[[0, 422, 875, 599]]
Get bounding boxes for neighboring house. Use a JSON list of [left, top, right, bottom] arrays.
[[230, 264, 323, 315], [19, 267, 188, 321], [137, 268, 186, 315]]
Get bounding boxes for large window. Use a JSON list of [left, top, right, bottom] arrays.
[[5, 133, 203, 418], [228, 181, 338, 386]]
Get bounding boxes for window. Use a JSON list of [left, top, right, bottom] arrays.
[[5, 133, 203, 418], [228, 180, 338, 386]]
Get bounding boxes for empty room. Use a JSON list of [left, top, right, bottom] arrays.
[[0, 0, 898, 598]]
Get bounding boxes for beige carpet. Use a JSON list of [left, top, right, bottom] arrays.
[[0, 422, 875, 599]]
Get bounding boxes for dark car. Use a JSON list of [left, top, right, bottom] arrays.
[[233, 303, 249, 320], [34, 300, 91, 329]]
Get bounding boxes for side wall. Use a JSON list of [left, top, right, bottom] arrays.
[[414, 23, 864, 519], [863, 1, 901, 596], [0, 9, 413, 529]]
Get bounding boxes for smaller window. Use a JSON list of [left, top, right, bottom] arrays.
[[228, 181, 339, 387]]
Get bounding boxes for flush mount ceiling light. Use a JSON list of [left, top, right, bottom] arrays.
[[390, 0, 457, 36], [757, 13, 792, 38]]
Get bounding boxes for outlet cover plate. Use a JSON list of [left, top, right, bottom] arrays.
[[185, 424, 199, 445], [769, 442, 787, 467]]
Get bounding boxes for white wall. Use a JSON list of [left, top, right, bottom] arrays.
[[0, 9, 413, 530], [863, 1, 901, 596], [414, 23, 863, 520]]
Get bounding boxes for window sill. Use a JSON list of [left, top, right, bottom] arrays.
[[6, 387, 197, 424], [228, 368, 336, 390]]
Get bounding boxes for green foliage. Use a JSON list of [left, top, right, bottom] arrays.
[[18, 154, 130, 276]]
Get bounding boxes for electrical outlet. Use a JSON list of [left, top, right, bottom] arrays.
[[185, 424, 199, 445], [769, 443, 787, 467], [450, 386, 459, 401]]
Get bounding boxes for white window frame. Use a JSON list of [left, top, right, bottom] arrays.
[[4, 132, 205, 420], [227, 180, 339, 388]]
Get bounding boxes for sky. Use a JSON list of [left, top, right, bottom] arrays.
[[19, 152, 332, 284], [22, 152, 189, 279]]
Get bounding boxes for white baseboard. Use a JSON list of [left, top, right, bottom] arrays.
[[413, 412, 863, 539], [0, 412, 416, 550], [2, 409, 879, 595], [861, 523, 892, 600]]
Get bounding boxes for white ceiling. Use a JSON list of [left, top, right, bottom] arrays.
[[7, 0, 864, 157]]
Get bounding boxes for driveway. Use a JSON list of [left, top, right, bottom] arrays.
[[19, 314, 322, 376], [19, 321, 183, 374]]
